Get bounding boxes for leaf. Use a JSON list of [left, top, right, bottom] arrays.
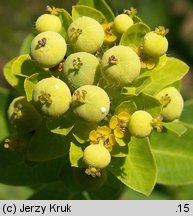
[[162, 121, 187, 136], [3, 58, 25, 94], [70, 142, 85, 168], [140, 57, 189, 95], [111, 141, 129, 158], [0, 87, 11, 141], [108, 137, 157, 196], [89, 171, 124, 200], [58, 9, 73, 43], [180, 99, 193, 126], [28, 181, 71, 200], [12, 54, 47, 78], [20, 34, 34, 55], [72, 5, 107, 23], [115, 100, 137, 115], [72, 119, 97, 144], [120, 23, 150, 50], [77, 0, 115, 22], [121, 93, 162, 118], [0, 141, 65, 186], [149, 100, 193, 185], [27, 123, 70, 162], [24, 72, 51, 102], [150, 127, 193, 185], [46, 112, 76, 136]]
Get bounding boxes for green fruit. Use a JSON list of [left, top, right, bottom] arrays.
[[155, 87, 184, 121], [72, 85, 110, 122], [113, 14, 133, 34], [143, 31, 168, 57], [68, 16, 104, 53], [30, 31, 66, 68], [8, 96, 42, 134], [32, 77, 71, 117], [128, 110, 153, 138], [63, 52, 100, 89], [35, 14, 62, 33], [101, 45, 141, 85], [83, 144, 111, 169]]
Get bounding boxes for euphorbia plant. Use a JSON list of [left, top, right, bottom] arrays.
[[0, 0, 192, 199]]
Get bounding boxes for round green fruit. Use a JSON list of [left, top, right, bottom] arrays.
[[32, 77, 71, 117], [101, 45, 141, 85], [143, 31, 168, 57], [155, 87, 184, 121], [72, 85, 110, 123], [128, 110, 153, 138], [35, 14, 62, 33], [30, 31, 66, 68], [8, 96, 42, 134], [63, 52, 100, 89], [68, 16, 104, 53], [113, 14, 133, 34], [83, 144, 111, 169]]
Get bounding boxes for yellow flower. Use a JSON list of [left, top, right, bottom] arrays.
[[88, 126, 115, 152], [102, 23, 117, 45], [109, 111, 130, 139]]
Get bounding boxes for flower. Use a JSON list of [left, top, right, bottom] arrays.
[[89, 126, 116, 151], [109, 111, 130, 138], [102, 22, 117, 45]]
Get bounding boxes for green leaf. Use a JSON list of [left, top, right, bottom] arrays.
[[0, 87, 11, 141], [77, 0, 115, 22], [150, 127, 193, 185], [3, 58, 25, 94], [120, 23, 150, 50], [70, 142, 85, 168], [0, 141, 65, 186], [89, 171, 124, 200], [162, 121, 187, 136], [46, 112, 76, 136], [72, 119, 97, 144], [28, 181, 70, 200], [12, 54, 47, 78], [140, 57, 189, 95], [180, 99, 193, 126], [121, 93, 162, 118], [20, 34, 34, 55], [109, 137, 157, 196], [111, 141, 129, 158], [27, 123, 70, 162], [72, 5, 107, 23], [24, 72, 51, 102], [58, 9, 73, 42], [115, 100, 137, 115]]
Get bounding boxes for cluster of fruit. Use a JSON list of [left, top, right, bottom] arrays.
[[6, 5, 184, 178]]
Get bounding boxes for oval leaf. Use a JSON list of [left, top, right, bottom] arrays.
[[108, 137, 157, 196]]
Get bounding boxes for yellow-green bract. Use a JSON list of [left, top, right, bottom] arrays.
[[68, 16, 105, 53], [8, 96, 42, 134], [32, 77, 71, 117], [30, 31, 66, 68], [72, 85, 110, 123], [83, 144, 111, 169], [101, 45, 141, 85], [35, 14, 62, 33], [127, 110, 153, 138]]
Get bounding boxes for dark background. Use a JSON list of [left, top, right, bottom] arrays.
[[0, 0, 193, 199]]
